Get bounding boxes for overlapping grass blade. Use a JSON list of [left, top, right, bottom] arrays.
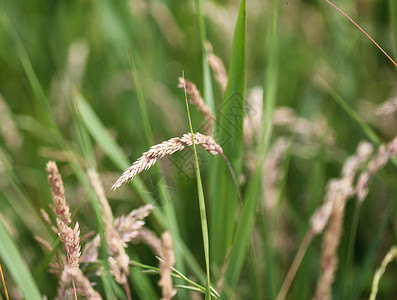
[[195, 0, 215, 114], [210, 0, 246, 268], [220, 0, 279, 296], [0, 219, 41, 300]]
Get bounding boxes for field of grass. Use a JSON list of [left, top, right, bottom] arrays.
[[1, 0, 397, 299]]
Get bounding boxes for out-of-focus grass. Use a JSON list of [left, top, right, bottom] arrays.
[[1, 0, 397, 299]]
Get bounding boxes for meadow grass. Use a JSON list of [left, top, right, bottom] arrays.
[[1, 0, 397, 299]]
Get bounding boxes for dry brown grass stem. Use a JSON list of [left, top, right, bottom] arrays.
[[312, 141, 373, 300], [46, 161, 71, 224], [58, 267, 102, 300], [87, 169, 130, 290], [136, 227, 162, 256], [277, 142, 373, 300], [177, 78, 215, 135], [356, 136, 397, 204], [111, 132, 223, 190], [158, 232, 176, 300]]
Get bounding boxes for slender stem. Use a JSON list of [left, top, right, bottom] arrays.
[[326, 0, 397, 68], [0, 263, 10, 300], [182, 71, 211, 299], [276, 230, 315, 300]]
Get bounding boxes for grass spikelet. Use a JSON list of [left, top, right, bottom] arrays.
[[177, 78, 215, 135], [87, 169, 129, 288], [277, 142, 373, 300], [46, 161, 71, 225], [158, 231, 176, 300], [312, 142, 373, 300], [111, 132, 223, 190], [369, 246, 397, 300], [64, 267, 102, 300], [205, 43, 227, 94], [376, 98, 397, 117], [357, 136, 397, 203]]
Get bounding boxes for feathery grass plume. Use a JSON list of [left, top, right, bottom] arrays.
[[277, 142, 373, 300], [264, 137, 289, 214], [58, 267, 102, 300], [57, 220, 81, 269], [158, 232, 176, 300], [87, 169, 130, 288], [312, 141, 373, 300], [111, 132, 223, 190], [136, 227, 162, 256], [114, 204, 153, 246], [369, 246, 397, 300], [357, 136, 397, 203], [80, 235, 101, 264], [205, 42, 227, 94], [273, 107, 335, 146], [376, 98, 397, 116], [177, 78, 215, 135], [46, 161, 71, 224]]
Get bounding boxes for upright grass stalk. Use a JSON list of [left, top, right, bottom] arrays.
[[127, 48, 185, 273], [369, 246, 397, 300], [182, 72, 211, 299]]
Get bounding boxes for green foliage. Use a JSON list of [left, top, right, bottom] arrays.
[[0, 0, 397, 299]]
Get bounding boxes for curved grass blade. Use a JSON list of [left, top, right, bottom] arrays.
[[0, 219, 42, 300]]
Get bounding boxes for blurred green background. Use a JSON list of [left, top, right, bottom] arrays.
[[1, 0, 397, 299]]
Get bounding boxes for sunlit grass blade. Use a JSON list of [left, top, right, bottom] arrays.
[[210, 0, 246, 268], [0, 219, 42, 300]]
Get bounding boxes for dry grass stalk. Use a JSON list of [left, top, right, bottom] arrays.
[[136, 227, 162, 256], [114, 205, 153, 246], [158, 232, 176, 300], [111, 132, 223, 190], [58, 267, 102, 300], [46, 161, 71, 224], [277, 142, 373, 300], [205, 43, 228, 94], [88, 169, 130, 287], [312, 141, 373, 300], [356, 136, 397, 203], [177, 78, 215, 135], [369, 246, 397, 300], [376, 98, 397, 116], [46, 161, 102, 299], [273, 107, 335, 147]]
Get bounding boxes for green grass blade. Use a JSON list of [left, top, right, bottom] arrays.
[[210, 0, 246, 268], [183, 76, 211, 298], [0, 11, 53, 127], [315, 77, 381, 145], [0, 219, 42, 300], [390, 0, 397, 54], [220, 0, 280, 296]]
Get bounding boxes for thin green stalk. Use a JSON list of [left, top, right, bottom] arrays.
[[182, 72, 211, 299]]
